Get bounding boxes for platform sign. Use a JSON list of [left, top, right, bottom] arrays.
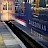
[[29, 18, 48, 36], [29, 0, 48, 36]]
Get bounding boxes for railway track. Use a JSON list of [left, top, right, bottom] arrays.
[[5, 21, 44, 48]]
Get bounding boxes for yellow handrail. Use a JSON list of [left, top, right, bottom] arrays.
[[34, 0, 39, 16]]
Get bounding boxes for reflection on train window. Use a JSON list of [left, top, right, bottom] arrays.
[[3, 4, 7, 10], [8, 4, 12, 10]]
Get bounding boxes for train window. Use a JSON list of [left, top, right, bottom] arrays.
[[15, 0, 19, 2], [20, 0, 24, 3], [15, 7, 18, 13], [8, 4, 12, 10], [21, 8, 24, 13], [21, 0, 25, 14], [3, 3, 7, 10], [46, 0, 48, 7], [27, 0, 34, 4]]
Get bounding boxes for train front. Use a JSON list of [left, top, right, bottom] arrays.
[[1, 0, 15, 21]]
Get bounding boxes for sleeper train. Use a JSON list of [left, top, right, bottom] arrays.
[[15, 0, 48, 47], [0, 0, 15, 21]]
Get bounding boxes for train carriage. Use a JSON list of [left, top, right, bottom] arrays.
[[14, 0, 48, 47]]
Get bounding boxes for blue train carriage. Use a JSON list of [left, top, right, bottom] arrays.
[[25, 0, 48, 47], [14, 0, 48, 47]]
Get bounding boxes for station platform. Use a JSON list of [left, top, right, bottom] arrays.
[[0, 22, 26, 48]]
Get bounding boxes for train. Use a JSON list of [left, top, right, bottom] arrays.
[[14, 0, 48, 47], [0, 0, 48, 47], [15, 0, 48, 35], [0, 0, 15, 21]]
